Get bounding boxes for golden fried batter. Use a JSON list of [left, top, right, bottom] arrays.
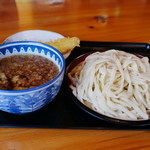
[[44, 37, 80, 58]]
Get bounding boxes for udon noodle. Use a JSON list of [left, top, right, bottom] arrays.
[[68, 50, 150, 120]]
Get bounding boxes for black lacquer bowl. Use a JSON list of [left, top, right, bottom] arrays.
[[65, 51, 150, 127]]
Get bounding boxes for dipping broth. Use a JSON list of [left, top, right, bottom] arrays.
[[0, 55, 59, 90]]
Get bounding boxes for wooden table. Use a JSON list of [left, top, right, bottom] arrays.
[[0, 0, 150, 149]]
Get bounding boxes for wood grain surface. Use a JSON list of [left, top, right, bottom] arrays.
[[0, 0, 150, 149]]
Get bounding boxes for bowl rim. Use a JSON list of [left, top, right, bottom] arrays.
[[2, 29, 65, 44], [66, 51, 150, 126], [0, 41, 65, 94]]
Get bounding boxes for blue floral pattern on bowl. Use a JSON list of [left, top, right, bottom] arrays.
[[0, 41, 65, 114]]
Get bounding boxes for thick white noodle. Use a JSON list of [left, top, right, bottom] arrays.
[[68, 50, 150, 120]]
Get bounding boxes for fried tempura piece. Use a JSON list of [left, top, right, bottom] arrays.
[[44, 37, 80, 58]]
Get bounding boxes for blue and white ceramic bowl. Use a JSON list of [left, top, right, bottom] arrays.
[[0, 41, 65, 114]]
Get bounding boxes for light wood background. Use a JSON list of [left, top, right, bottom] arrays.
[[0, 0, 150, 149]]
